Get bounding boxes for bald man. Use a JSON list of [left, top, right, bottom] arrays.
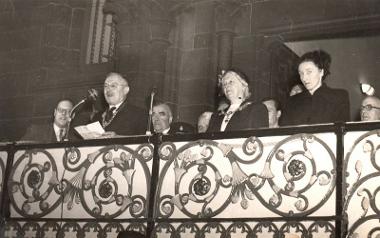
[[197, 111, 213, 133], [152, 103, 173, 134], [361, 95, 380, 121], [90, 72, 147, 138]]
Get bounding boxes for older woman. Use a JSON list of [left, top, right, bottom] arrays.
[[280, 50, 350, 126], [207, 69, 268, 132]]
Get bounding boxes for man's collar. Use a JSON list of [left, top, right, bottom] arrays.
[[53, 123, 66, 131], [162, 127, 170, 135], [109, 101, 123, 110]]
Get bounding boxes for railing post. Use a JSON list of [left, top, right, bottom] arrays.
[[335, 122, 346, 238], [0, 143, 16, 233], [146, 134, 162, 237]]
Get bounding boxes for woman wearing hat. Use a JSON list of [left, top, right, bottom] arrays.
[[207, 69, 268, 132]]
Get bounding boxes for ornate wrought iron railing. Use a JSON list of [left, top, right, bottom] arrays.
[[0, 122, 379, 237]]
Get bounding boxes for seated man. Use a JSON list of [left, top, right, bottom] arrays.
[[361, 95, 380, 121], [262, 98, 281, 128], [152, 102, 195, 134], [197, 111, 213, 133], [21, 99, 73, 142], [152, 102, 173, 134], [90, 72, 147, 138]]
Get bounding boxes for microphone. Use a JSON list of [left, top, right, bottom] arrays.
[[145, 87, 156, 135], [87, 88, 99, 102], [65, 89, 100, 141], [70, 89, 99, 118]]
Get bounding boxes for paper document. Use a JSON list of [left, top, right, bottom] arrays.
[[74, 121, 105, 139]]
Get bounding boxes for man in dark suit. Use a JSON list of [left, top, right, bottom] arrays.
[[21, 99, 73, 142], [152, 103, 173, 134], [151, 102, 195, 135], [90, 72, 146, 138]]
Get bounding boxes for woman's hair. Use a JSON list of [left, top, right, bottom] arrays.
[[298, 50, 332, 81], [219, 68, 251, 100]]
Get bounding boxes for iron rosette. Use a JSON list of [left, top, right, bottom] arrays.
[[155, 137, 264, 218], [71, 143, 153, 218], [7, 143, 153, 219], [8, 148, 62, 218], [263, 133, 336, 216]]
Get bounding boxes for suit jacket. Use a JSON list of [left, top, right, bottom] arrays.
[[207, 101, 269, 132], [280, 83, 350, 126], [21, 124, 58, 142], [92, 102, 147, 136]]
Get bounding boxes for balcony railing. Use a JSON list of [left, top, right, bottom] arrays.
[[1, 121, 380, 237]]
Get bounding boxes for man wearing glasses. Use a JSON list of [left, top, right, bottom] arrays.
[[21, 99, 73, 142], [90, 72, 146, 138], [361, 96, 380, 121]]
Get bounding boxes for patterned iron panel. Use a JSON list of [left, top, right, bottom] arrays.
[[2, 221, 146, 238], [344, 130, 380, 237], [153, 221, 335, 237], [7, 143, 153, 219], [155, 133, 337, 219]]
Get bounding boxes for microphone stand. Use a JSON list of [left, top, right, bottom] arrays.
[[64, 99, 86, 141], [146, 89, 155, 136], [65, 89, 99, 140]]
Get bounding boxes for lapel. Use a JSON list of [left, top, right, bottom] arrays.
[[48, 124, 58, 142]]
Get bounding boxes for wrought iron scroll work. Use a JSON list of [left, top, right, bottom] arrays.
[[344, 129, 380, 237], [8, 144, 153, 219], [156, 134, 336, 219]]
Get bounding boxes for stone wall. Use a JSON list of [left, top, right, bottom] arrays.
[[0, 0, 112, 141]]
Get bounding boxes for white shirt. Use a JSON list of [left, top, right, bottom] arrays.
[[162, 128, 170, 135], [220, 103, 242, 132], [53, 124, 66, 141], [109, 101, 123, 112]]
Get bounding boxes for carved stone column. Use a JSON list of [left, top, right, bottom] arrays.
[[215, 2, 240, 74], [146, 17, 173, 99], [104, 0, 174, 107]]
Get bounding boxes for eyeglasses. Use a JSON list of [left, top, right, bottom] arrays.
[[56, 107, 71, 115], [361, 104, 380, 111], [104, 83, 126, 90]]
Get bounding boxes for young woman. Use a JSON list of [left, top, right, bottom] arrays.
[[280, 50, 350, 126]]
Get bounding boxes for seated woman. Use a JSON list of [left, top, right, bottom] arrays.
[[207, 69, 268, 132], [280, 50, 350, 126]]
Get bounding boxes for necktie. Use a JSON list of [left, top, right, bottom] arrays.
[[105, 107, 116, 123], [59, 128, 65, 141]]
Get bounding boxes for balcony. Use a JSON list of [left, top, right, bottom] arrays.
[[1, 121, 379, 237]]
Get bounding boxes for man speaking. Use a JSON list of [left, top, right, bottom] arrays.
[[89, 72, 146, 138]]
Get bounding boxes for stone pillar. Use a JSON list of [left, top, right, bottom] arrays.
[[215, 2, 240, 74], [104, 0, 174, 107], [216, 30, 234, 73], [146, 18, 173, 99]]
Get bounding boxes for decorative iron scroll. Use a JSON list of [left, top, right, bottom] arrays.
[[2, 221, 146, 238], [7, 143, 153, 219], [156, 133, 336, 219], [153, 221, 334, 237], [344, 130, 380, 237]]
